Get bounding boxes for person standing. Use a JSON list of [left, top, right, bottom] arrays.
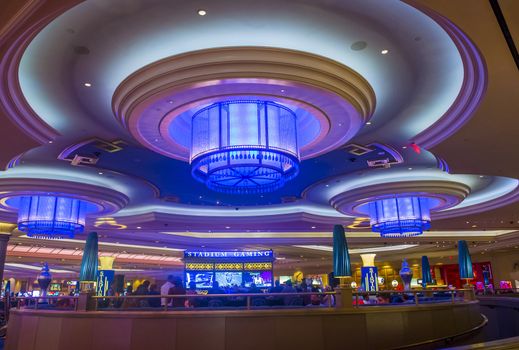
[[160, 275, 175, 307], [168, 277, 186, 308]]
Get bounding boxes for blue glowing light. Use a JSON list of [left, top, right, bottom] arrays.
[[17, 196, 87, 239], [190, 100, 299, 194], [368, 197, 431, 238]]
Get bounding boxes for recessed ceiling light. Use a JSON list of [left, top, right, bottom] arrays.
[[197, 9, 207, 16], [381, 49, 389, 55], [408, 167, 412, 170], [280, 89, 286, 93], [168, 100, 174, 104], [471, 224, 477, 228], [225, 226, 231, 229], [479, 175, 484, 178], [325, 184, 330, 188], [98, 172, 103, 175], [402, 146, 407, 149], [83, 82, 92, 87], [136, 226, 142, 229], [48, 141, 53, 144], [366, 121, 372, 125], [311, 226, 316, 229]]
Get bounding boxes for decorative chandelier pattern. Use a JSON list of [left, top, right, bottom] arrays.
[[190, 100, 300, 194], [17, 196, 87, 239], [368, 197, 431, 238]]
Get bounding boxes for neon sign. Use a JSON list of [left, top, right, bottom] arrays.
[[184, 250, 273, 259]]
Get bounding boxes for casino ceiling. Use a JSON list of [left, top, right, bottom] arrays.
[[0, 0, 518, 274]]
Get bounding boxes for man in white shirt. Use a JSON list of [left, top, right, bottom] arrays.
[[160, 275, 175, 306]]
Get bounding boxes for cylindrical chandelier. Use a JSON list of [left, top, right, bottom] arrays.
[[17, 195, 87, 239], [368, 196, 431, 237], [190, 100, 300, 194]]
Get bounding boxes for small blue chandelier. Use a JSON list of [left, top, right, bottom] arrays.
[[17, 196, 87, 239], [368, 196, 431, 238], [190, 100, 300, 194]]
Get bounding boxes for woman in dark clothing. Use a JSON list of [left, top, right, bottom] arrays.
[[168, 278, 186, 308], [148, 284, 161, 307]]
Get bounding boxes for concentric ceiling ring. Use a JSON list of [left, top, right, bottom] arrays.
[[329, 180, 471, 217], [113, 47, 375, 161]]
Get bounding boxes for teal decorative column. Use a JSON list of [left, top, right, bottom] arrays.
[[458, 240, 473, 280], [332, 224, 353, 309], [458, 240, 475, 301], [421, 256, 432, 289], [79, 232, 98, 292], [333, 224, 351, 278]]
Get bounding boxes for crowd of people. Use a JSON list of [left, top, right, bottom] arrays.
[[112, 276, 336, 309]]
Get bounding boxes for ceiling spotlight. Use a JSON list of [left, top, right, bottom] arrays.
[[168, 100, 174, 104], [136, 226, 142, 229], [381, 49, 389, 55], [225, 226, 231, 229], [197, 9, 207, 16], [311, 226, 316, 229], [48, 141, 53, 144], [83, 82, 92, 87], [98, 172, 103, 175], [366, 121, 372, 125], [408, 167, 413, 170]]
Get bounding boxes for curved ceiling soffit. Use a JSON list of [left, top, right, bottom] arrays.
[[433, 183, 519, 220], [406, 0, 487, 149], [0, 1, 81, 144], [329, 180, 471, 216], [112, 47, 376, 161], [112, 211, 352, 226], [0, 177, 129, 222], [55, 137, 162, 199]]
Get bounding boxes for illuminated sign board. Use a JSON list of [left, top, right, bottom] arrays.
[[361, 266, 379, 292], [96, 270, 115, 296], [184, 250, 273, 259]]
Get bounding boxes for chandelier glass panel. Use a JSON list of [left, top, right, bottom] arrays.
[[17, 195, 87, 239], [368, 196, 431, 238], [190, 100, 300, 194]]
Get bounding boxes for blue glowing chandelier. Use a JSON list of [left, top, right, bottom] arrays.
[[368, 196, 431, 238], [190, 100, 300, 194], [17, 196, 87, 239]]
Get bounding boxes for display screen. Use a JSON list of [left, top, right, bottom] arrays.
[[215, 272, 242, 287], [50, 283, 61, 291], [186, 272, 214, 289], [243, 271, 272, 287], [278, 276, 292, 284]]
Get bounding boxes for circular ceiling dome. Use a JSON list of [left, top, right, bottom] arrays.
[[113, 47, 375, 162]]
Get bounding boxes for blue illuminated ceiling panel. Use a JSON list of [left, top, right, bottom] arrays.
[[16, 196, 88, 239], [368, 197, 432, 238], [190, 100, 300, 194]]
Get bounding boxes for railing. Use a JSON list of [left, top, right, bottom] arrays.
[[480, 287, 519, 295], [91, 291, 335, 311], [6, 288, 474, 313], [12, 296, 79, 311], [352, 288, 474, 308]]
